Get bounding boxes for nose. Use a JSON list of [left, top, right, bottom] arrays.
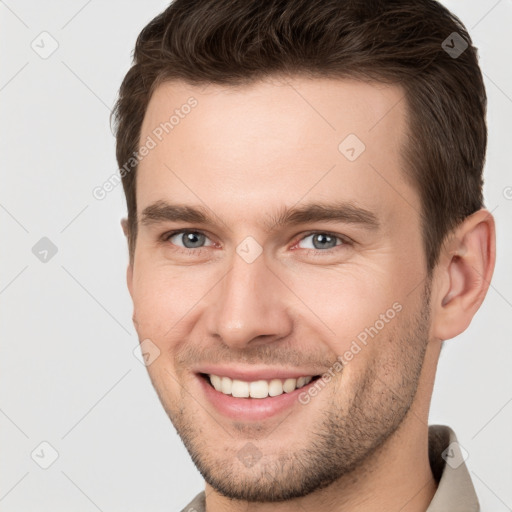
[[205, 249, 293, 349]]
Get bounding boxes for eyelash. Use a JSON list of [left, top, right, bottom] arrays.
[[160, 229, 353, 256]]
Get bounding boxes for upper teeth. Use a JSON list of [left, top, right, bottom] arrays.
[[208, 374, 314, 399]]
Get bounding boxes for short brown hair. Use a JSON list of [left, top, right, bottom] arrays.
[[112, 0, 487, 275]]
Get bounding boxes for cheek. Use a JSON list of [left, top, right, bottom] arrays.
[[290, 264, 402, 350], [130, 264, 199, 339]]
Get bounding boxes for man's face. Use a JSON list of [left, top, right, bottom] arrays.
[[127, 76, 434, 501]]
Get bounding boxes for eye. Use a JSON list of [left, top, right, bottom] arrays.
[[164, 230, 215, 252], [293, 232, 350, 253], [161, 229, 351, 257]]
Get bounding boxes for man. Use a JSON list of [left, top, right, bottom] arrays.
[[112, 0, 495, 510]]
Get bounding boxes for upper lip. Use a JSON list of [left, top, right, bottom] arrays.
[[194, 365, 322, 381]]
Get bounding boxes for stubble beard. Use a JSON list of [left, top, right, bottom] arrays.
[[151, 282, 432, 502]]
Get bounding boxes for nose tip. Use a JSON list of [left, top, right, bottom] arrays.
[[206, 255, 292, 349], [213, 300, 288, 349]]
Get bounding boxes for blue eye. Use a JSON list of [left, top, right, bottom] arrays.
[[165, 230, 215, 252], [161, 229, 351, 256], [296, 232, 345, 251]]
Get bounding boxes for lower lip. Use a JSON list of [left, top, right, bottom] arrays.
[[197, 374, 320, 421]]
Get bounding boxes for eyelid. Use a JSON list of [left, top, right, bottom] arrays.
[[162, 229, 217, 248], [290, 230, 353, 251], [162, 228, 353, 253]]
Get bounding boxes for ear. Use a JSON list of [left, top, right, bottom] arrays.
[[431, 209, 496, 341], [121, 217, 129, 238], [126, 260, 134, 299], [120, 218, 134, 299]]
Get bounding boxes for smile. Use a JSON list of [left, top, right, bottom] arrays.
[[204, 373, 319, 399]]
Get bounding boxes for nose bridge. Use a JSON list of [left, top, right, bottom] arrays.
[[207, 247, 291, 347]]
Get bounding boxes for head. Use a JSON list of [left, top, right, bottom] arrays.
[[112, 0, 495, 503]]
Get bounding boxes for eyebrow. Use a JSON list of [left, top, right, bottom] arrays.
[[140, 199, 380, 232]]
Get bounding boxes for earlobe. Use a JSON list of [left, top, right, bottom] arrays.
[[432, 209, 496, 341], [121, 217, 134, 298], [126, 263, 139, 331], [126, 262, 134, 299], [121, 218, 129, 238]]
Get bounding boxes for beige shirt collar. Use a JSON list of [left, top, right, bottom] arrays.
[[426, 424, 479, 511], [181, 424, 479, 512]]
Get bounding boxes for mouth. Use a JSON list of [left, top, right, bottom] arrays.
[[193, 366, 330, 421], [196, 371, 325, 421], [198, 372, 322, 399]]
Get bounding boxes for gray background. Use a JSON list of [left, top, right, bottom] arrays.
[[1, 1, 511, 510]]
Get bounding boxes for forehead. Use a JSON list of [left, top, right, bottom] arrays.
[[136, 76, 417, 233]]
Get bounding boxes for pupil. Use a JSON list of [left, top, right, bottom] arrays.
[[313, 234, 335, 249], [184, 232, 204, 248]]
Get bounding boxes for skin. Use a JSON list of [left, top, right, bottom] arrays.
[[122, 76, 495, 512]]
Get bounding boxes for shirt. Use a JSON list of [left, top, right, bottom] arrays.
[[179, 424, 479, 512]]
